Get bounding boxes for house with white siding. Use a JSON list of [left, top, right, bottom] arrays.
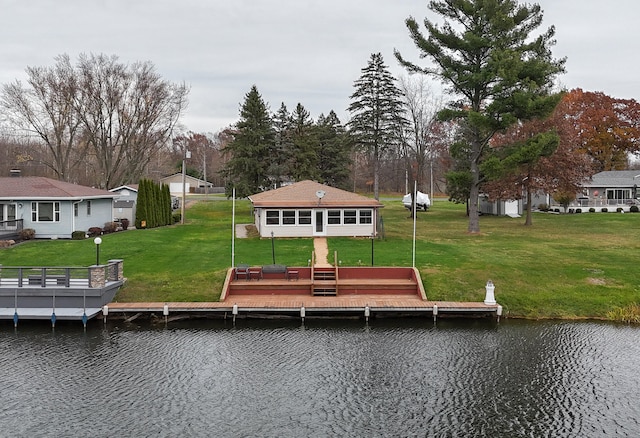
[[248, 180, 383, 238], [0, 176, 116, 239]]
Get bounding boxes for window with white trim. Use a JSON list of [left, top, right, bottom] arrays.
[[328, 210, 341, 224], [266, 210, 280, 225], [31, 201, 60, 222], [87, 200, 92, 216], [298, 210, 311, 225], [359, 209, 373, 224], [344, 210, 357, 224], [282, 210, 296, 225]]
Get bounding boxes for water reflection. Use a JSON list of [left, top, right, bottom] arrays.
[[1, 319, 639, 437]]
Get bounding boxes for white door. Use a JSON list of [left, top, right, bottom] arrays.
[[313, 210, 325, 236]]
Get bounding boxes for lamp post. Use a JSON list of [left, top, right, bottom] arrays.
[[94, 237, 102, 266], [271, 231, 276, 264], [371, 233, 375, 266]]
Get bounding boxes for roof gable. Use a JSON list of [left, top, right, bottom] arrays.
[[248, 180, 382, 208], [0, 177, 116, 199]]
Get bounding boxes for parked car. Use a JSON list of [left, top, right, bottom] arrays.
[[402, 191, 431, 211]]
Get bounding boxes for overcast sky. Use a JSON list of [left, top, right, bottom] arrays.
[[1, 0, 638, 134]]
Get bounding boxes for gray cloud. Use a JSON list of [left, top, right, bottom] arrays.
[[1, 0, 638, 133]]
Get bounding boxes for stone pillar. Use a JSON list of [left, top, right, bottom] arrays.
[[89, 265, 106, 288], [108, 259, 124, 281]]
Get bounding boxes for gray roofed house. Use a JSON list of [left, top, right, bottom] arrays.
[[581, 170, 640, 208], [0, 176, 116, 239]]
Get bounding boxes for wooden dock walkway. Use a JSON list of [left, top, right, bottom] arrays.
[[105, 295, 500, 320]]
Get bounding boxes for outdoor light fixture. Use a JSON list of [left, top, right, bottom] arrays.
[[94, 237, 102, 265]]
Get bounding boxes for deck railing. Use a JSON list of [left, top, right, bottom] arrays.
[[0, 260, 124, 288], [0, 219, 23, 239]]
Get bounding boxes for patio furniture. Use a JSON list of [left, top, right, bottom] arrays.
[[235, 264, 250, 280]]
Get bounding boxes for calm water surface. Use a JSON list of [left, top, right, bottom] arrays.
[[1, 318, 639, 437]]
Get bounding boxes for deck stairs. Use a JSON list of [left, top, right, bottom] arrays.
[[311, 250, 338, 296]]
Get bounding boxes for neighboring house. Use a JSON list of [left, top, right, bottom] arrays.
[[580, 170, 640, 207], [109, 184, 138, 223], [248, 180, 383, 238], [479, 192, 548, 217], [0, 176, 116, 239], [160, 173, 220, 196]]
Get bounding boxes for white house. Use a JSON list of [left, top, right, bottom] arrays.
[[248, 180, 383, 238], [0, 176, 116, 239], [109, 184, 138, 223]]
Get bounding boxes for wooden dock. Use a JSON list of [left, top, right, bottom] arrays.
[[105, 295, 500, 320]]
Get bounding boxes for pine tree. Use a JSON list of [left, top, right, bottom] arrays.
[[289, 103, 319, 181], [271, 103, 293, 186], [396, 0, 565, 233], [316, 111, 352, 189], [221, 85, 275, 198], [348, 53, 407, 200]]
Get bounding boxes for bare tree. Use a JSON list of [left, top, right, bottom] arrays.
[[397, 76, 445, 194], [1, 54, 83, 181], [75, 54, 189, 189], [1, 53, 189, 188]]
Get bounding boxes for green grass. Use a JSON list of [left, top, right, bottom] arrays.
[[2, 198, 640, 320]]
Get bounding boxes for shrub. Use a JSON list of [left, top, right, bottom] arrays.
[[601, 208, 608, 212], [121, 218, 130, 230], [576, 208, 582, 213], [103, 222, 117, 233], [88, 227, 102, 237], [617, 207, 624, 213], [538, 203, 549, 212], [172, 212, 181, 224], [589, 208, 596, 213], [630, 205, 639, 213], [19, 228, 36, 240], [72, 231, 86, 240]]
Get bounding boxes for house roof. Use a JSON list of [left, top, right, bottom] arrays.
[[585, 171, 640, 188], [109, 184, 139, 192], [0, 177, 116, 200], [248, 180, 383, 208]]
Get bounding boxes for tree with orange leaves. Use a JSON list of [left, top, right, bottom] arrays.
[[484, 92, 594, 225], [563, 89, 640, 172]]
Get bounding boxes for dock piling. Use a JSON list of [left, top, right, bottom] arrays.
[[433, 304, 438, 323]]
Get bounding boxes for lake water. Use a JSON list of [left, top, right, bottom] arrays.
[[1, 318, 639, 437]]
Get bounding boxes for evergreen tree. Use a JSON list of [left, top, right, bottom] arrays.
[[316, 111, 352, 189], [135, 179, 149, 228], [396, 0, 565, 233], [348, 53, 407, 200], [271, 103, 293, 186], [289, 103, 320, 181], [221, 85, 275, 198]]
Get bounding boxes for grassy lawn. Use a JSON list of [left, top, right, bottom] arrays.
[[1, 198, 640, 320]]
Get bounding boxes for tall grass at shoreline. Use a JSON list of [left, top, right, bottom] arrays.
[[1, 198, 639, 320]]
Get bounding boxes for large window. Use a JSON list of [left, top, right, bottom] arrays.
[[298, 210, 312, 225], [282, 210, 296, 225], [344, 210, 357, 224], [359, 209, 373, 224], [31, 202, 60, 222], [266, 210, 280, 225], [328, 210, 341, 224]]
